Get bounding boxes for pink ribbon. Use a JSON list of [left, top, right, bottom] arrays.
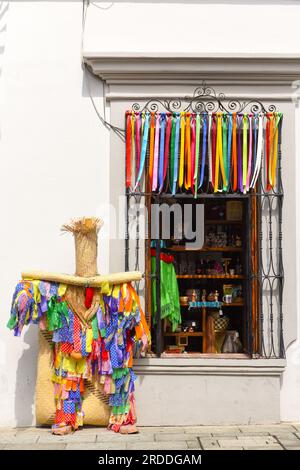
[[152, 114, 160, 191], [190, 115, 196, 192], [163, 115, 172, 186], [246, 114, 253, 192], [135, 114, 141, 178]]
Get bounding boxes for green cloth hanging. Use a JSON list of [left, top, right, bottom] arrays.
[[151, 256, 181, 332], [47, 296, 69, 331]]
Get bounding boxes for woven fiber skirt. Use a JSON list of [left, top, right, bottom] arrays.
[[35, 331, 110, 426]]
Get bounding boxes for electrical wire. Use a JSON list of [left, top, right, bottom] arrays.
[[90, 2, 114, 10], [81, 0, 125, 141], [84, 65, 125, 141]]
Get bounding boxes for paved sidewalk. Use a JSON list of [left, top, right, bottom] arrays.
[[1, 423, 300, 450]]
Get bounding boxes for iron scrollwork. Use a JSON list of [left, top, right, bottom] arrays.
[[132, 83, 276, 115]]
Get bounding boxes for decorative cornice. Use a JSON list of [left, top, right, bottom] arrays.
[[83, 53, 300, 85]]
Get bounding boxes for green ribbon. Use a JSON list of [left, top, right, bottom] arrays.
[[91, 315, 99, 340], [7, 314, 17, 330], [112, 367, 129, 379], [222, 114, 228, 191], [47, 296, 69, 331], [111, 403, 130, 416]]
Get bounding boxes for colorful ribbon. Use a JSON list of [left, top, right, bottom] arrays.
[[193, 113, 201, 197], [172, 114, 180, 195], [199, 113, 207, 191], [179, 112, 185, 188], [158, 113, 166, 191], [126, 110, 282, 195], [152, 114, 160, 191], [134, 112, 150, 190]]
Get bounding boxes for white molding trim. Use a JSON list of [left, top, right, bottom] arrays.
[[105, 91, 296, 102], [83, 53, 300, 85]]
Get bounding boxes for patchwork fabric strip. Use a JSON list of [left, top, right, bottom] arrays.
[[8, 280, 150, 432]]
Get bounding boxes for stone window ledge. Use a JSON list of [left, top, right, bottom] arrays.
[[134, 357, 286, 376]]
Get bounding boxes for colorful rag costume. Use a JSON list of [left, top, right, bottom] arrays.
[[151, 250, 181, 332], [7, 279, 150, 432]]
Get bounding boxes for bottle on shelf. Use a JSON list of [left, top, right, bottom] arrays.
[[196, 258, 202, 275], [235, 257, 242, 275]]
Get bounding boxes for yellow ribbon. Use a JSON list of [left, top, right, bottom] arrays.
[[270, 112, 280, 188], [185, 115, 191, 189], [179, 112, 185, 188]]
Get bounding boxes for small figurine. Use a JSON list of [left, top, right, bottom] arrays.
[[206, 231, 215, 247], [235, 235, 242, 247], [214, 260, 223, 274], [208, 290, 219, 302]]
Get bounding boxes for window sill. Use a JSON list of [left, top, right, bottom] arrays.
[[134, 356, 286, 377]]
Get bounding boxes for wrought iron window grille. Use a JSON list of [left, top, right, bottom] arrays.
[[125, 84, 284, 359]]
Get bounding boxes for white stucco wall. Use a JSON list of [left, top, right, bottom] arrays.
[[0, 0, 300, 426]]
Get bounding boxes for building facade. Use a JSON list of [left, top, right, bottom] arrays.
[[1, 1, 300, 427]]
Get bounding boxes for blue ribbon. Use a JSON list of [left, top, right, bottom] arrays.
[[158, 113, 166, 191], [253, 114, 258, 175], [199, 113, 207, 189]]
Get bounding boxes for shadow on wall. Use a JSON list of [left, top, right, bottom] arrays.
[[82, 64, 102, 99], [14, 327, 39, 427], [0, 1, 9, 142], [0, 1, 9, 74]]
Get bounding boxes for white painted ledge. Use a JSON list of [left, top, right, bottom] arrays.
[[134, 357, 286, 377]]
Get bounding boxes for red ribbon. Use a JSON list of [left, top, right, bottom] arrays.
[[125, 113, 132, 188]]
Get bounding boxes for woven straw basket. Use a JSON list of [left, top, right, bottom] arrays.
[[36, 331, 110, 426]]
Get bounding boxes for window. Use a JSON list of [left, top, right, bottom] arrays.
[[125, 86, 284, 359]]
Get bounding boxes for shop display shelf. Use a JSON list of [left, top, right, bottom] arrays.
[[180, 301, 244, 308], [176, 274, 244, 279], [170, 246, 243, 252], [164, 332, 203, 337], [205, 220, 243, 225]]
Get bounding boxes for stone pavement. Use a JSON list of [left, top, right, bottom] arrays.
[[1, 423, 300, 450]]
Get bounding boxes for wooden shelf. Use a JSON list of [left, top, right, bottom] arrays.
[[176, 274, 244, 279], [164, 332, 203, 337], [180, 302, 244, 307], [205, 220, 243, 225], [221, 302, 244, 307], [170, 246, 243, 252]]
